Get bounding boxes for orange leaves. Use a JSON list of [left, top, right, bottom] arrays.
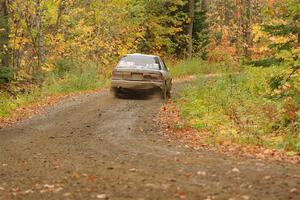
[[155, 101, 208, 148]]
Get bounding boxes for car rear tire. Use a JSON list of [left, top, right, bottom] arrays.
[[161, 87, 170, 100], [166, 89, 171, 98], [111, 87, 120, 98]]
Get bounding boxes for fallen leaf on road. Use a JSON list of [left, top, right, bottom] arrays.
[[168, 178, 176, 182], [72, 172, 81, 180], [53, 187, 63, 193], [197, 171, 206, 176], [87, 175, 97, 182], [44, 184, 55, 189], [185, 173, 193, 177], [96, 194, 107, 199], [242, 195, 250, 200], [290, 188, 298, 193], [145, 183, 159, 189], [129, 168, 136, 172], [63, 192, 71, 197], [232, 168, 240, 173], [178, 191, 186, 199], [161, 184, 170, 190], [24, 189, 34, 194]]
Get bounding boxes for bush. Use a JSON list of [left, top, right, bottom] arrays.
[[0, 66, 14, 84], [43, 61, 109, 96], [54, 59, 75, 77], [245, 57, 282, 67], [0, 91, 38, 118]]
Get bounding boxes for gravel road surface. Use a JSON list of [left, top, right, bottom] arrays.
[[0, 89, 299, 200]]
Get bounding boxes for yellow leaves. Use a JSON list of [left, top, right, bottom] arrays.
[[276, 50, 293, 62], [75, 20, 93, 36], [252, 24, 269, 43], [9, 36, 30, 50], [276, 47, 300, 63], [54, 33, 64, 42], [256, 46, 270, 54], [292, 47, 300, 57], [295, 77, 300, 90], [100, 57, 110, 65], [251, 24, 274, 58], [43, 0, 59, 25], [135, 31, 144, 39], [270, 36, 292, 45], [169, 6, 178, 12], [42, 63, 56, 72], [5, 0, 185, 76]]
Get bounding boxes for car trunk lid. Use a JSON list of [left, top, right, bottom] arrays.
[[112, 69, 162, 81]]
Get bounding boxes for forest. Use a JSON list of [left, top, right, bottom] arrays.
[[0, 0, 299, 152]]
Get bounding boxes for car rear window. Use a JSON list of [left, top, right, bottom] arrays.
[[117, 55, 161, 70]]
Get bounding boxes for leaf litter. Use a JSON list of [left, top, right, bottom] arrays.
[[155, 101, 300, 164]]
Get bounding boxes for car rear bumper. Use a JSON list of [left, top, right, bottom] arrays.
[[111, 79, 164, 90]]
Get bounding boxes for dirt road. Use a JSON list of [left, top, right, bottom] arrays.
[[0, 89, 299, 200]]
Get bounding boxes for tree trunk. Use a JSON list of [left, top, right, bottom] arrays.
[[188, 0, 195, 59], [235, 0, 243, 56], [243, 0, 252, 58], [56, 0, 65, 30], [0, 0, 10, 67], [35, 0, 44, 82], [200, 0, 207, 11]]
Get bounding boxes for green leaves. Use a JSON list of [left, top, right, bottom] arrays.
[[0, 66, 14, 84]]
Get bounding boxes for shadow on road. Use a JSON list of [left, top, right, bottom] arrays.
[[114, 88, 162, 100]]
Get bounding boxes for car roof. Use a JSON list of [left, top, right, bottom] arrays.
[[125, 53, 159, 58]]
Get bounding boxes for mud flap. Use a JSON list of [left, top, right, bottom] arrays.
[[161, 82, 167, 101], [163, 88, 167, 100]]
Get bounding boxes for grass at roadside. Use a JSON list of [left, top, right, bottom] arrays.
[[175, 66, 300, 153], [0, 61, 109, 119], [169, 58, 242, 78]]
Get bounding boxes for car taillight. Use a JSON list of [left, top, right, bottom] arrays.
[[154, 73, 163, 81], [143, 73, 163, 81], [112, 71, 122, 79]]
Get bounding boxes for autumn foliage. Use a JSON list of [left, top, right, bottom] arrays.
[[0, 0, 299, 153]]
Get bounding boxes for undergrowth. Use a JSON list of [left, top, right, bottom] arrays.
[[176, 66, 300, 152], [0, 61, 109, 118], [169, 58, 242, 78]]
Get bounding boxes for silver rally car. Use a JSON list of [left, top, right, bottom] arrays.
[[111, 53, 172, 99]]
